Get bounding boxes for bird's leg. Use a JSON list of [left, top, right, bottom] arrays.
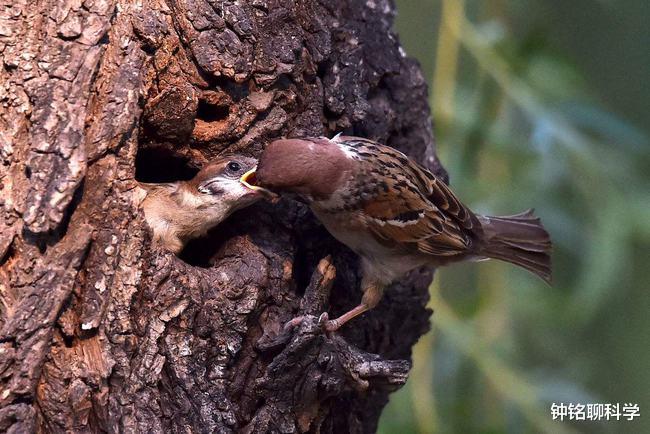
[[321, 281, 383, 332]]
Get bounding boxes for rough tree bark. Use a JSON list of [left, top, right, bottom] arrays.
[[0, 0, 447, 432]]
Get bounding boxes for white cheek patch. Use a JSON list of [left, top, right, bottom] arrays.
[[215, 178, 246, 197], [187, 179, 245, 209], [198, 180, 223, 195]]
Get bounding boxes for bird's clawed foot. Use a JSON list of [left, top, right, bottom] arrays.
[[317, 312, 341, 333], [283, 312, 341, 334]]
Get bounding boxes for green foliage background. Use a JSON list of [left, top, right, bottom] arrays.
[[379, 1, 650, 433]]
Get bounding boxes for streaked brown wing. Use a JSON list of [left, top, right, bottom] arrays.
[[349, 140, 482, 256], [407, 160, 482, 233], [357, 175, 474, 256]]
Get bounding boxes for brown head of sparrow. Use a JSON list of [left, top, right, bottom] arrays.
[[245, 135, 552, 331]]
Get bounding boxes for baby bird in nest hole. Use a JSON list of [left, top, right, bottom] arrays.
[[139, 155, 270, 254], [243, 135, 552, 332]]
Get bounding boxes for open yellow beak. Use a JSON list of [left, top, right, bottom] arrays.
[[240, 167, 279, 201]]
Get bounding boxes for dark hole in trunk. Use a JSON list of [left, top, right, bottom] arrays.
[[135, 146, 199, 183], [179, 205, 266, 267], [196, 100, 230, 123], [179, 221, 236, 267]]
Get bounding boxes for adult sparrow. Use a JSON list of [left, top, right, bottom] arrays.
[[245, 135, 552, 331], [139, 155, 266, 254]]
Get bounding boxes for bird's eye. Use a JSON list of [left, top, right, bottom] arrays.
[[227, 161, 241, 172]]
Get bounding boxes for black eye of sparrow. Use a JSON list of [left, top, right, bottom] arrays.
[[228, 161, 241, 172]]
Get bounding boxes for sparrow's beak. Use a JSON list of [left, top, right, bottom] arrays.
[[240, 167, 279, 201]]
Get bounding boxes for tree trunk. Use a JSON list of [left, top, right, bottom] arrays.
[[0, 0, 445, 432]]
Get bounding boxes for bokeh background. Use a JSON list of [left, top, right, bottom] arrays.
[[378, 1, 650, 433]]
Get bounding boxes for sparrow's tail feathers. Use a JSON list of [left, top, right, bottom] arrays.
[[479, 209, 552, 284]]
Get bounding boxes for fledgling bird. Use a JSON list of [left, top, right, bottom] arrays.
[[139, 155, 264, 254], [247, 135, 552, 332]]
